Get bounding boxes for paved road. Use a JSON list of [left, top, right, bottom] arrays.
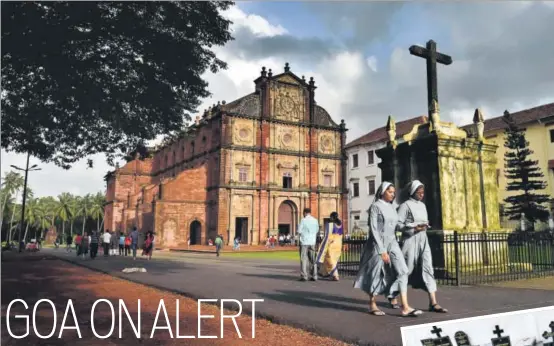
[[45, 249, 554, 346]]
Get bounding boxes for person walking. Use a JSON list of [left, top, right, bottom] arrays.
[[297, 208, 319, 282], [65, 234, 73, 252], [353, 182, 422, 317], [124, 233, 131, 256], [89, 230, 99, 259], [316, 212, 344, 281], [130, 227, 139, 260], [214, 235, 223, 257], [79, 231, 90, 260], [102, 230, 112, 257], [388, 180, 448, 313]]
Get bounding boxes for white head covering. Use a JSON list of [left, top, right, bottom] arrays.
[[410, 180, 424, 196], [373, 181, 394, 203]]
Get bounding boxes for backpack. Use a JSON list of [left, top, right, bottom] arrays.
[[124, 236, 131, 246]]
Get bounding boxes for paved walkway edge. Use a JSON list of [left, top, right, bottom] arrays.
[[54, 256, 369, 346]]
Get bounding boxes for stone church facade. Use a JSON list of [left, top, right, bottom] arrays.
[[103, 64, 348, 247]]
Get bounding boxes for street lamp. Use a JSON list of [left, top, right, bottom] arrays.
[[10, 152, 41, 252]]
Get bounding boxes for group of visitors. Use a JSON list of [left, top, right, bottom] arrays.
[[62, 226, 155, 261], [297, 180, 447, 318]]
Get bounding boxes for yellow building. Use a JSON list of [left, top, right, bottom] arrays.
[[463, 103, 554, 220]]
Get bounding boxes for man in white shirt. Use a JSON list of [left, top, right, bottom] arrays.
[[102, 230, 112, 256]]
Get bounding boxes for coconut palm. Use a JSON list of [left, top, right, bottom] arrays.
[[1, 171, 23, 226], [89, 192, 105, 232], [3, 172, 24, 242], [67, 195, 79, 237], [78, 194, 91, 235], [56, 193, 72, 240], [23, 197, 40, 242], [34, 201, 52, 240]]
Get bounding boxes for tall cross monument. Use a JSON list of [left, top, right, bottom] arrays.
[[409, 40, 452, 118]]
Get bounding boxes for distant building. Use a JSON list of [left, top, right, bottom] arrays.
[[345, 116, 428, 232], [461, 103, 554, 221]]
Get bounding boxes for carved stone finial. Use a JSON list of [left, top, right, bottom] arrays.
[[284, 62, 290, 72], [302, 75, 306, 82], [261, 66, 267, 77], [309, 77, 315, 87], [221, 100, 226, 105], [195, 115, 200, 125], [474, 108, 485, 141], [429, 99, 441, 132], [268, 69, 273, 78], [386, 115, 397, 149]]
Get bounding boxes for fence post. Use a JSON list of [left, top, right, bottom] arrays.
[[454, 231, 461, 286]]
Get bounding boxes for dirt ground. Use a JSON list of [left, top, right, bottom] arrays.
[[488, 276, 554, 290], [1, 254, 351, 346]]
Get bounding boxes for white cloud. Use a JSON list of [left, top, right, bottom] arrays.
[[366, 56, 378, 72], [223, 7, 287, 37]]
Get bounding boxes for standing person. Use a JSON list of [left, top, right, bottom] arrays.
[[80, 231, 90, 259], [214, 234, 223, 257], [142, 231, 155, 260], [298, 208, 319, 282], [89, 230, 99, 259], [119, 232, 125, 255], [74, 233, 82, 256], [130, 227, 139, 260], [353, 182, 422, 317], [110, 230, 119, 256], [124, 233, 131, 256], [317, 212, 344, 281], [65, 234, 73, 252], [102, 230, 112, 257], [388, 180, 448, 313]]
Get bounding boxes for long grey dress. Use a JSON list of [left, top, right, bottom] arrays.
[[389, 197, 437, 296], [354, 199, 409, 296]]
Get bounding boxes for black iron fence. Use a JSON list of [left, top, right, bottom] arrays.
[[334, 230, 554, 286]]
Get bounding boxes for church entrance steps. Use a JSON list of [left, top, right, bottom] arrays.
[[165, 244, 298, 253]]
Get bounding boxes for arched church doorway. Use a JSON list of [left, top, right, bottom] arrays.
[[189, 220, 201, 245], [278, 200, 297, 237]]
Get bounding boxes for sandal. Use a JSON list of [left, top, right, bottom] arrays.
[[388, 298, 400, 309], [402, 309, 423, 317], [429, 304, 448, 313], [369, 309, 386, 316]]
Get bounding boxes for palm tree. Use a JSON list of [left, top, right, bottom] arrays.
[[23, 197, 40, 242], [67, 195, 79, 237], [3, 172, 24, 242], [78, 194, 91, 235], [89, 193, 105, 232], [56, 193, 72, 240], [34, 201, 52, 240], [1, 171, 23, 228]]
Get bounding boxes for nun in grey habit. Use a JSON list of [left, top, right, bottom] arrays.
[[388, 180, 448, 313], [353, 181, 423, 317]]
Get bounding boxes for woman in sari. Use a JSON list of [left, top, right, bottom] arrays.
[[353, 181, 422, 317], [388, 180, 448, 313], [142, 231, 155, 260], [317, 212, 344, 281]]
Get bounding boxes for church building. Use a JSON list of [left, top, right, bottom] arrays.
[[103, 63, 349, 246]]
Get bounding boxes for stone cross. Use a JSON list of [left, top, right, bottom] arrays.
[[409, 40, 453, 117]]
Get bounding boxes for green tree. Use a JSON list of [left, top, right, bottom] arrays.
[[56, 193, 73, 240], [23, 197, 39, 242], [502, 110, 550, 226], [89, 192, 106, 232], [1, 1, 233, 168]]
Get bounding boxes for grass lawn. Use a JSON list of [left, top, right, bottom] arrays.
[[223, 251, 300, 261]]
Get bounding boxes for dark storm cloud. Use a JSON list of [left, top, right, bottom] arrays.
[[228, 27, 340, 62]]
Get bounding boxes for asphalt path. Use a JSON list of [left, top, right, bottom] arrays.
[[45, 248, 554, 346]]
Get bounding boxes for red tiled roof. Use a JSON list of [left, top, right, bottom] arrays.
[[345, 116, 428, 149], [461, 103, 554, 133]]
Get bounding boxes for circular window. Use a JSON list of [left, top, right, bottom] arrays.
[[239, 128, 249, 138], [283, 133, 293, 144], [324, 138, 331, 148]]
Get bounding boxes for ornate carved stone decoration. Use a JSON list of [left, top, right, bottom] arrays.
[[277, 75, 300, 85], [319, 135, 334, 153], [473, 108, 485, 142], [386, 115, 397, 149], [234, 125, 252, 145], [278, 127, 295, 149], [274, 86, 303, 121]]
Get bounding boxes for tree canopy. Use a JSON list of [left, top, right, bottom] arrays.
[[1, 1, 234, 169]]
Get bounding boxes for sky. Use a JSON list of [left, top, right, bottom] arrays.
[[3, 1, 554, 199]]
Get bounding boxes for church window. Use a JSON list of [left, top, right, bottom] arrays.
[[352, 154, 359, 168], [323, 174, 332, 187], [182, 145, 186, 159], [238, 167, 248, 182], [368, 179, 376, 195], [283, 172, 293, 189], [550, 129, 554, 143], [191, 141, 195, 154], [496, 169, 501, 186], [352, 182, 359, 197], [165, 155, 168, 167], [173, 151, 176, 164], [367, 150, 374, 165]]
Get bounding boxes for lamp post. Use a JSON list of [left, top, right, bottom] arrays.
[[10, 152, 41, 252]]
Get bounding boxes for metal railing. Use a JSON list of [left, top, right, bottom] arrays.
[[334, 230, 554, 286]]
